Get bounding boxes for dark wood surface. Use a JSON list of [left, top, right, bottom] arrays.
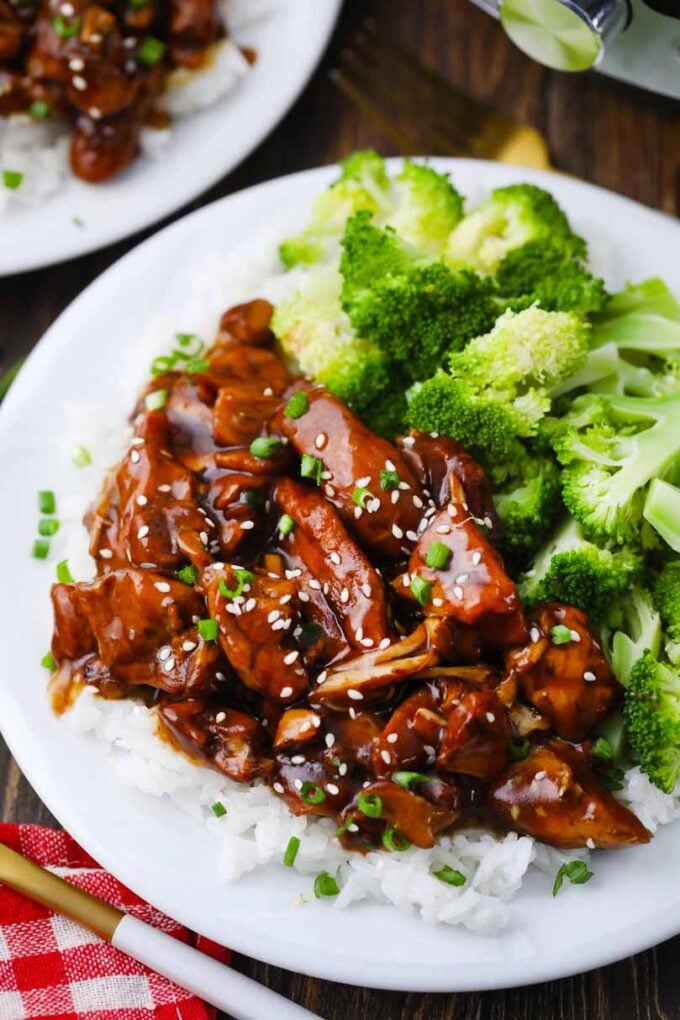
[[1, 1, 679, 1017]]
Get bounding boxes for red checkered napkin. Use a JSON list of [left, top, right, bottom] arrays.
[[0, 824, 230, 1020]]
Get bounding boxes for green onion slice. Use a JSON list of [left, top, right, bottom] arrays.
[[379, 469, 400, 491], [382, 827, 411, 852], [592, 737, 613, 760], [285, 391, 309, 419], [219, 567, 253, 600], [250, 436, 281, 459], [313, 871, 340, 898], [283, 835, 300, 867], [410, 575, 431, 606], [300, 781, 325, 805], [211, 801, 227, 818], [52, 13, 80, 37], [177, 564, 199, 586], [38, 518, 59, 537], [551, 624, 572, 646], [38, 490, 56, 514], [510, 738, 530, 761], [32, 539, 50, 559], [357, 791, 382, 818], [71, 445, 92, 468], [392, 771, 429, 790], [137, 36, 166, 65], [41, 651, 57, 670], [352, 487, 371, 508], [552, 859, 593, 896], [433, 865, 466, 887], [425, 541, 450, 570], [277, 513, 295, 538], [56, 560, 74, 583], [198, 618, 219, 641], [300, 454, 323, 485], [29, 100, 51, 120], [145, 389, 168, 412]]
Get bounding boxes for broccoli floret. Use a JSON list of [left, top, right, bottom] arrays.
[[519, 517, 642, 619], [445, 183, 577, 275], [406, 306, 589, 462], [549, 342, 620, 399], [495, 237, 608, 318], [271, 265, 390, 411], [279, 150, 391, 269], [555, 394, 680, 544], [492, 452, 562, 562], [340, 212, 497, 382], [654, 560, 680, 665], [644, 479, 680, 555], [624, 649, 680, 793], [610, 587, 662, 685], [600, 278, 680, 321], [592, 276, 680, 357], [389, 161, 464, 254]]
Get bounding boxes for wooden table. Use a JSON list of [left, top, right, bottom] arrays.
[[1, 1, 679, 1016]]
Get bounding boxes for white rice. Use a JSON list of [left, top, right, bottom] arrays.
[[0, 0, 275, 211]]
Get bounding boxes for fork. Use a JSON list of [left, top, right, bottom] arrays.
[[331, 18, 553, 171]]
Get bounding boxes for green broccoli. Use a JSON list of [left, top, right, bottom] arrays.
[[389, 161, 464, 253], [495, 236, 608, 318], [492, 452, 562, 562], [599, 277, 680, 320], [555, 393, 680, 544], [549, 342, 620, 399], [609, 587, 662, 685], [653, 560, 680, 666], [340, 211, 497, 382], [445, 183, 578, 275], [644, 479, 680, 554], [592, 277, 680, 356], [519, 517, 642, 619], [624, 649, 680, 793], [271, 265, 390, 411]]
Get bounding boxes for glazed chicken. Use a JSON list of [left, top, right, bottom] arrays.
[[0, 0, 237, 182], [48, 298, 650, 854]]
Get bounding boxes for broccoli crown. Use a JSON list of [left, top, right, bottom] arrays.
[[271, 266, 390, 410], [278, 150, 391, 269], [519, 517, 641, 619], [555, 394, 680, 544], [496, 237, 608, 318], [445, 183, 577, 275], [340, 212, 497, 382], [609, 587, 663, 685], [654, 561, 680, 644], [492, 452, 562, 561], [389, 161, 464, 254], [624, 649, 680, 793]]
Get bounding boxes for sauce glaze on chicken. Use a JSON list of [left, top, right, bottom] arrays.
[[48, 299, 650, 853], [0, 0, 236, 182]]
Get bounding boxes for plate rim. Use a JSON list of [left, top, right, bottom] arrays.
[[2, 158, 680, 992]]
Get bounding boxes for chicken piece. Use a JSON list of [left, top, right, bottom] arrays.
[[70, 114, 140, 183], [204, 563, 308, 703], [437, 690, 511, 780], [371, 684, 445, 777], [488, 742, 651, 850], [159, 701, 271, 782], [89, 407, 211, 571], [397, 430, 500, 537], [162, 374, 221, 473], [206, 342, 290, 396], [313, 618, 453, 710], [167, 0, 224, 68], [271, 757, 355, 819], [272, 384, 425, 559], [505, 604, 621, 742], [216, 299, 275, 346], [399, 473, 526, 648], [0, 0, 23, 60], [213, 387, 280, 447], [338, 780, 459, 850], [273, 708, 322, 750], [324, 710, 383, 771], [277, 548, 348, 665], [51, 569, 224, 696], [275, 478, 388, 652], [203, 470, 270, 560]]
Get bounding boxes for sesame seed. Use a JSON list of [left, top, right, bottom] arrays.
[[136, 494, 148, 506], [447, 504, 457, 518], [455, 573, 469, 584], [534, 770, 547, 781], [453, 585, 464, 600], [436, 525, 451, 535], [280, 594, 292, 605], [130, 449, 140, 463], [298, 591, 310, 603], [158, 483, 171, 492], [285, 569, 302, 579], [570, 630, 582, 642], [402, 436, 415, 447], [347, 689, 364, 701], [154, 582, 171, 593], [268, 610, 281, 623], [423, 745, 436, 756], [61, 1, 74, 13], [317, 670, 328, 684], [401, 573, 411, 588], [530, 627, 541, 643], [354, 507, 363, 519], [263, 386, 273, 396], [385, 459, 395, 472], [361, 637, 374, 648], [325, 484, 336, 497], [471, 551, 482, 566], [583, 671, 596, 683], [432, 597, 443, 607], [137, 525, 149, 539], [486, 712, 495, 723], [272, 619, 286, 631], [406, 530, 418, 542], [380, 750, 391, 764], [88, 107, 102, 120], [392, 524, 403, 539], [361, 583, 372, 597], [131, 437, 145, 446], [68, 56, 84, 71], [215, 711, 226, 723], [72, 75, 87, 92], [321, 470, 333, 481], [322, 582, 330, 595], [349, 707, 357, 719], [586, 838, 595, 849], [339, 763, 348, 776], [163, 657, 175, 673], [379, 637, 391, 650], [291, 755, 306, 765], [356, 476, 371, 487], [200, 531, 208, 545], [413, 495, 423, 508], [340, 587, 349, 604], [182, 640, 197, 652], [315, 432, 327, 450], [325, 733, 335, 748], [391, 490, 400, 505], [356, 627, 363, 641], [280, 685, 294, 697], [330, 552, 341, 565], [386, 733, 398, 744], [240, 520, 255, 531], [273, 782, 285, 794], [283, 650, 299, 665], [216, 672, 225, 681], [326, 783, 340, 796], [158, 646, 172, 661], [99, 549, 113, 559], [309, 579, 321, 591], [367, 498, 381, 514], [293, 778, 303, 790]]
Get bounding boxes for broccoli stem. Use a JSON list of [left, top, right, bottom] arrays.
[[643, 478, 680, 553], [598, 395, 680, 510]]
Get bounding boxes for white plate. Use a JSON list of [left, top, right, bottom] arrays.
[[0, 0, 340, 277], [1, 160, 679, 993]]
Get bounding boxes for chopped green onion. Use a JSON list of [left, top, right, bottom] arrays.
[[29, 100, 51, 120], [52, 13, 80, 37], [425, 541, 450, 570], [357, 791, 382, 818], [552, 859, 593, 896], [175, 333, 196, 348], [56, 560, 74, 584], [382, 827, 411, 852], [38, 490, 56, 514], [150, 355, 174, 376], [313, 871, 340, 898], [198, 618, 219, 641], [2, 170, 23, 190], [218, 567, 253, 600], [510, 738, 530, 761], [32, 539, 50, 559], [283, 835, 300, 867], [299, 622, 323, 648], [41, 651, 56, 670], [433, 865, 466, 887], [177, 564, 199, 585], [211, 801, 227, 818], [250, 436, 281, 458], [300, 781, 325, 805], [38, 518, 59, 537], [277, 513, 295, 538], [551, 624, 573, 646], [72, 216, 85, 228], [392, 771, 429, 790], [300, 454, 323, 485], [592, 737, 614, 760], [285, 391, 309, 419], [334, 817, 352, 837], [185, 357, 208, 374], [352, 487, 371, 508], [71, 445, 92, 468], [379, 469, 400, 491], [137, 36, 166, 65], [602, 765, 625, 791], [331, 755, 343, 769], [145, 389, 168, 412], [410, 575, 431, 606]]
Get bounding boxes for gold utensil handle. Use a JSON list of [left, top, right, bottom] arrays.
[[0, 842, 122, 941]]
